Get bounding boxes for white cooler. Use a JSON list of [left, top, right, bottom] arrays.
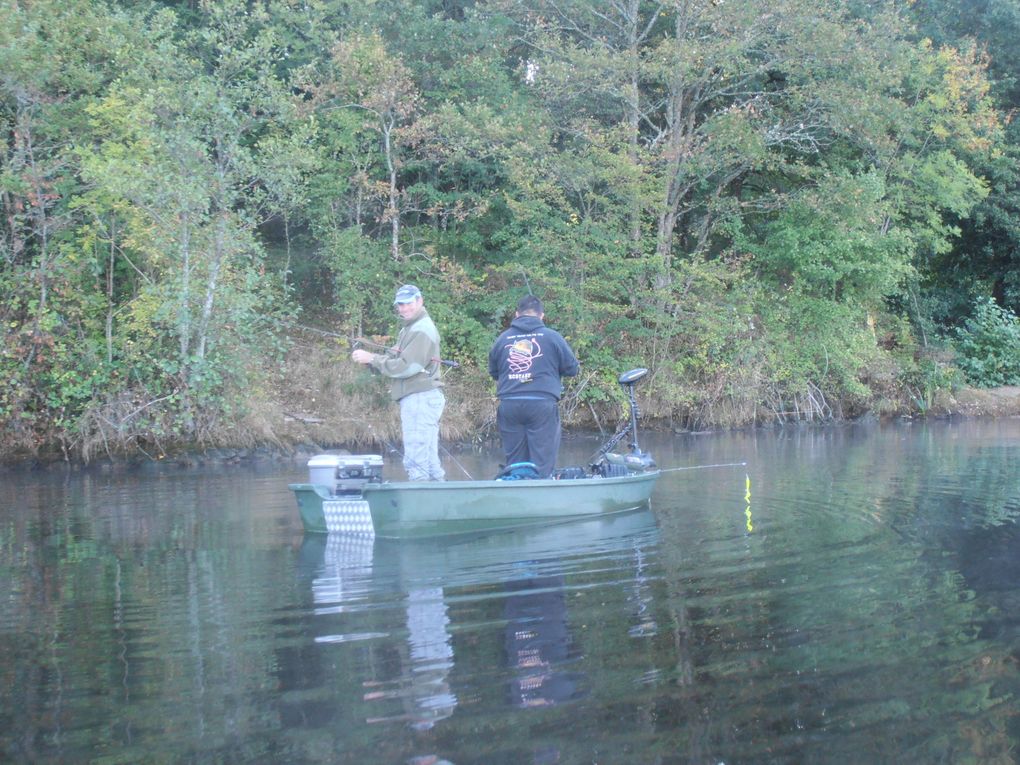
[[307, 454, 384, 494]]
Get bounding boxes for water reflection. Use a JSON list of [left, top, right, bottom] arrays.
[[503, 572, 584, 708], [298, 510, 660, 740], [4, 422, 1020, 763], [401, 586, 457, 728]]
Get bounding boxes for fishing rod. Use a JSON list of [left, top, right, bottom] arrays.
[[520, 266, 534, 296], [375, 432, 473, 479], [294, 323, 460, 368], [659, 461, 747, 472]]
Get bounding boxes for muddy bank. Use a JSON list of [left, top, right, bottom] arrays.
[[930, 386, 1020, 418]]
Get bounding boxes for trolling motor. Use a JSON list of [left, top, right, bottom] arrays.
[[589, 368, 657, 475]]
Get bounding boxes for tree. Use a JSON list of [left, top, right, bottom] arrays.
[[0, 0, 145, 452], [908, 0, 1020, 319], [302, 33, 429, 262], [488, 0, 998, 420], [75, 0, 299, 444]]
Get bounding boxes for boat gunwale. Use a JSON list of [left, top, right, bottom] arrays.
[[287, 469, 659, 496], [360, 469, 661, 494]]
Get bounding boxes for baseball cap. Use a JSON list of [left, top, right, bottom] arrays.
[[393, 284, 422, 304]]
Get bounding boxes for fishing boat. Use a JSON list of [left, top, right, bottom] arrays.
[[289, 368, 660, 537]]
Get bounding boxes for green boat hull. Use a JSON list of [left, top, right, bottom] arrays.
[[289, 470, 659, 538]]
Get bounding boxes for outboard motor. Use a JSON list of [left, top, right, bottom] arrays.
[[307, 454, 384, 495]]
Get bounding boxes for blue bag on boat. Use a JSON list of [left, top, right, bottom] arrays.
[[496, 462, 540, 481]]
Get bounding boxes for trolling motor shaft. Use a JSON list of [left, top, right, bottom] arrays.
[[618, 368, 656, 471], [590, 368, 657, 473], [619, 367, 646, 455]]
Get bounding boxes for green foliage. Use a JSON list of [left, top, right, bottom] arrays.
[[954, 298, 1020, 387], [0, 0, 306, 455], [907, 353, 961, 415], [749, 291, 888, 422], [421, 294, 491, 369], [1, 0, 1017, 458], [320, 229, 392, 328], [739, 171, 913, 304]]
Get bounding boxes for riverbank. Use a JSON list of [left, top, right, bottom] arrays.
[[929, 386, 1020, 417], [6, 383, 1019, 472], [5, 330, 1020, 469]]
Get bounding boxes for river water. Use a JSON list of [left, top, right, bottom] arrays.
[[2, 418, 1019, 764]]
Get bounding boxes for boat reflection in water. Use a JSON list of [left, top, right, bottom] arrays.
[[296, 508, 660, 737], [301, 533, 458, 730]]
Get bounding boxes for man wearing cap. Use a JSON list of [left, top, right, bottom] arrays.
[[352, 284, 446, 481], [488, 295, 579, 478]]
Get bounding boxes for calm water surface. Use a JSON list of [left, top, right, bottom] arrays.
[[2, 419, 1019, 764]]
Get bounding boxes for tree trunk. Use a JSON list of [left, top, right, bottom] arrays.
[[383, 115, 400, 260], [106, 221, 116, 365], [626, 0, 643, 256], [196, 211, 227, 362], [178, 210, 192, 362]]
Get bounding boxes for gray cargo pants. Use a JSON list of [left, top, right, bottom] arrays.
[[399, 387, 446, 481]]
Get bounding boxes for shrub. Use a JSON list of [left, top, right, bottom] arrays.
[[954, 298, 1020, 387]]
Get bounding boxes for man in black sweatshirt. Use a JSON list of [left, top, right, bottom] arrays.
[[488, 295, 579, 478]]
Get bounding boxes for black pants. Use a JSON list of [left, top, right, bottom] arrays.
[[497, 398, 561, 478]]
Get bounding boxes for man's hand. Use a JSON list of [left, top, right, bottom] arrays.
[[352, 349, 374, 364]]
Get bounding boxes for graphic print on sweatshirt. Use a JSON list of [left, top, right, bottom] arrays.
[[506, 336, 543, 380]]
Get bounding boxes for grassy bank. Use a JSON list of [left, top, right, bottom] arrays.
[[6, 327, 1020, 468]]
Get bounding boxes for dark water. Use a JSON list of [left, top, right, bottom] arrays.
[[2, 419, 1019, 764]]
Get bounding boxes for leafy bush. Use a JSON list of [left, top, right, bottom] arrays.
[[903, 352, 962, 414], [954, 298, 1020, 387]]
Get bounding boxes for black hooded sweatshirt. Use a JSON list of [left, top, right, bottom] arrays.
[[488, 315, 579, 400]]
